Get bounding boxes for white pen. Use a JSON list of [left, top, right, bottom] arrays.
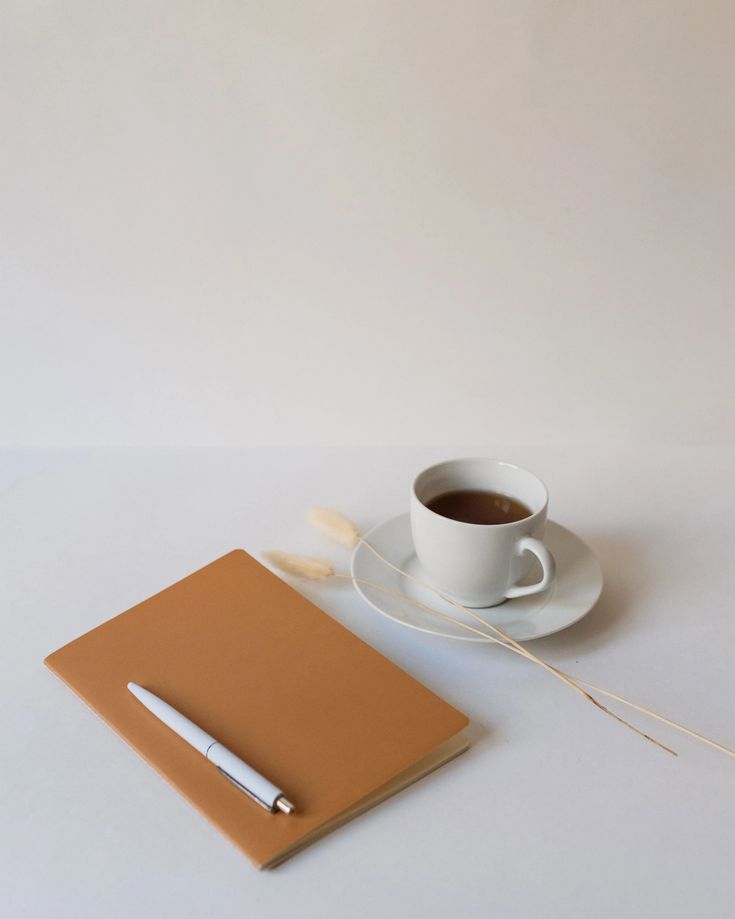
[[127, 683, 295, 815]]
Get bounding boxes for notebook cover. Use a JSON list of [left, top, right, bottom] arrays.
[[44, 550, 469, 868]]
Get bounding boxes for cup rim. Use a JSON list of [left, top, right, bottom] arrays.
[[412, 457, 549, 529]]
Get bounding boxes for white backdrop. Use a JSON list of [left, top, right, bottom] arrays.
[[2, 1, 734, 447]]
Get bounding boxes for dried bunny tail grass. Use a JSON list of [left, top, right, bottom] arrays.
[[264, 548, 675, 756], [345, 573, 735, 760], [355, 539, 679, 755], [335, 575, 675, 757], [262, 551, 334, 581], [267, 540, 734, 760], [305, 506, 361, 548]]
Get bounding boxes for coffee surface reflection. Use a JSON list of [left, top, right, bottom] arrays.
[[426, 489, 532, 525]]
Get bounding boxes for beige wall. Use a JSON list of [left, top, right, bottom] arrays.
[[2, 2, 734, 446]]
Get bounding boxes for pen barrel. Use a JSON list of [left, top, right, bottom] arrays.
[[128, 683, 216, 756], [206, 742, 283, 811]]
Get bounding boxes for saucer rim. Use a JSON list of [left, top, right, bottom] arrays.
[[350, 513, 603, 642]]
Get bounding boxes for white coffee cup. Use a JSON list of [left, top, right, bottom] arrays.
[[410, 458, 556, 608]]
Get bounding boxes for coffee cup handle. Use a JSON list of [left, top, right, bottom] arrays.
[[504, 537, 556, 600]]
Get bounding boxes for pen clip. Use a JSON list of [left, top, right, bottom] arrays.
[[217, 766, 274, 812]]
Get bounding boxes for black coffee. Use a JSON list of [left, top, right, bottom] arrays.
[[426, 489, 532, 525]]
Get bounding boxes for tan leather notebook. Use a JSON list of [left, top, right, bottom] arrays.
[[44, 550, 469, 869]]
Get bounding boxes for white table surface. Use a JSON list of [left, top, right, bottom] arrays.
[[2, 445, 733, 918]]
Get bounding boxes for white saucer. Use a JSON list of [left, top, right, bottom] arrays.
[[350, 514, 602, 642]]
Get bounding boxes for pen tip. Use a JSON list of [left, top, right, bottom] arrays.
[[275, 796, 295, 815]]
